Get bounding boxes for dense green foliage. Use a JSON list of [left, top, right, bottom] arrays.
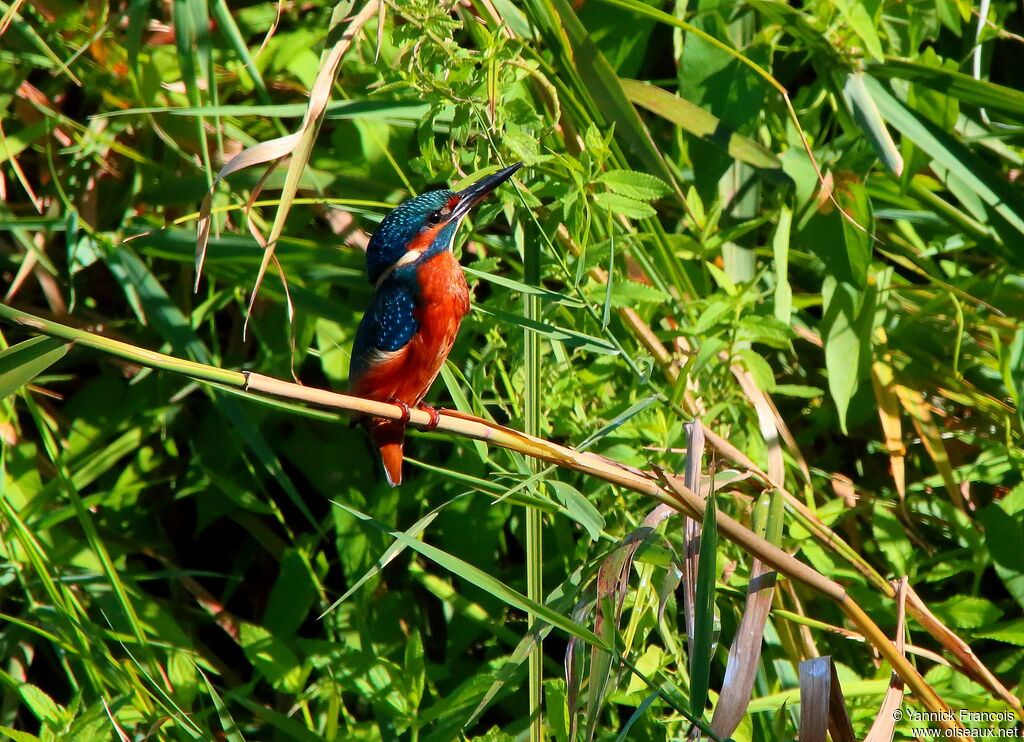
[[1, 0, 1023, 739]]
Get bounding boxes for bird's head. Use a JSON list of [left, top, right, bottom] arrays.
[[365, 162, 522, 286]]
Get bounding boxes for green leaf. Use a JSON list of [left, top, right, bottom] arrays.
[[606, 279, 671, 308], [17, 683, 66, 729], [772, 205, 793, 323], [736, 315, 794, 349], [0, 336, 71, 399], [331, 500, 610, 650], [864, 75, 1024, 240], [238, 622, 304, 693], [463, 266, 584, 306], [262, 548, 318, 637], [547, 480, 605, 540], [593, 191, 657, 219], [475, 306, 619, 355], [620, 78, 782, 170], [821, 277, 865, 433], [842, 72, 903, 175], [773, 384, 824, 398], [974, 618, 1024, 646], [597, 169, 670, 201], [0, 726, 43, 742], [404, 629, 426, 710], [690, 491, 718, 718], [869, 59, 1024, 119], [735, 347, 776, 392], [978, 500, 1024, 610], [831, 0, 883, 60], [931, 596, 1003, 629]]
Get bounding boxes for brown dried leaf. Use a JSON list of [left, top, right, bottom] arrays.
[[798, 656, 856, 742]]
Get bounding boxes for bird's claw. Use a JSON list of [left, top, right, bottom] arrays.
[[389, 399, 412, 424], [417, 403, 441, 431]]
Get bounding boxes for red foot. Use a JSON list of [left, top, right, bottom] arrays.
[[417, 403, 441, 431], [388, 399, 411, 423]]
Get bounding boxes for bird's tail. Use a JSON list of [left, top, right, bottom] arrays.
[[366, 417, 406, 486]]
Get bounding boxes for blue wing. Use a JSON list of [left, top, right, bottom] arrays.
[[349, 282, 419, 382]]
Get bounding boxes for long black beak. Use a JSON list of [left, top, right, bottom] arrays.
[[448, 162, 523, 223]]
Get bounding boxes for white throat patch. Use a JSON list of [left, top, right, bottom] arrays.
[[374, 249, 422, 289]]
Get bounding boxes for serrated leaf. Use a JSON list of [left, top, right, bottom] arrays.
[[773, 384, 824, 398], [17, 683, 65, 729], [736, 315, 794, 349], [0, 726, 43, 742], [597, 169, 670, 201], [608, 279, 671, 307], [593, 191, 657, 219], [931, 596, 1003, 629], [735, 347, 775, 392], [975, 619, 1024, 646]]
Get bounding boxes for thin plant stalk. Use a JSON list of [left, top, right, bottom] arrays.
[[0, 303, 974, 733]]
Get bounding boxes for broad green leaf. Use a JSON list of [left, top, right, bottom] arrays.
[[620, 78, 782, 170], [735, 347, 776, 392], [593, 191, 657, 219], [737, 315, 794, 349], [17, 683, 66, 729], [978, 500, 1024, 611], [931, 596, 1003, 629], [772, 205, 793, 323], [843, 72, 903, 175], [547, 480, 605, 540], [238, 622, 304, 693], [821, 277, 865, 433], [0, 337, 71, 399], [604, 279, 671, 308], [597, 169, 671, 201], [974, 619, 1024, 646], [0, 727, 43, 742], [831, 0, 884, 60]]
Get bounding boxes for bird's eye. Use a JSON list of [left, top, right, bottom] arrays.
[[426, 210, 443, 226]]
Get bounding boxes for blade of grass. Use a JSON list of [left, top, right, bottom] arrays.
[[331, 500, 609, 650], [0, 336, 70, 398], [620, 79, 782, 170], [0, 304, 980, 732], [689, 490, 718, 720], [864, 74, 1024, 240], [870, 58, 1024, 119]]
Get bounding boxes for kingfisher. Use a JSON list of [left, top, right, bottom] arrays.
[[348, 162, 522, 486]]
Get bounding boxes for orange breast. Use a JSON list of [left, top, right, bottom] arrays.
[[352, 251, 469, 406]]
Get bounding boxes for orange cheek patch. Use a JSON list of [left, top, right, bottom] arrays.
[[406, 223, 445, 253]]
